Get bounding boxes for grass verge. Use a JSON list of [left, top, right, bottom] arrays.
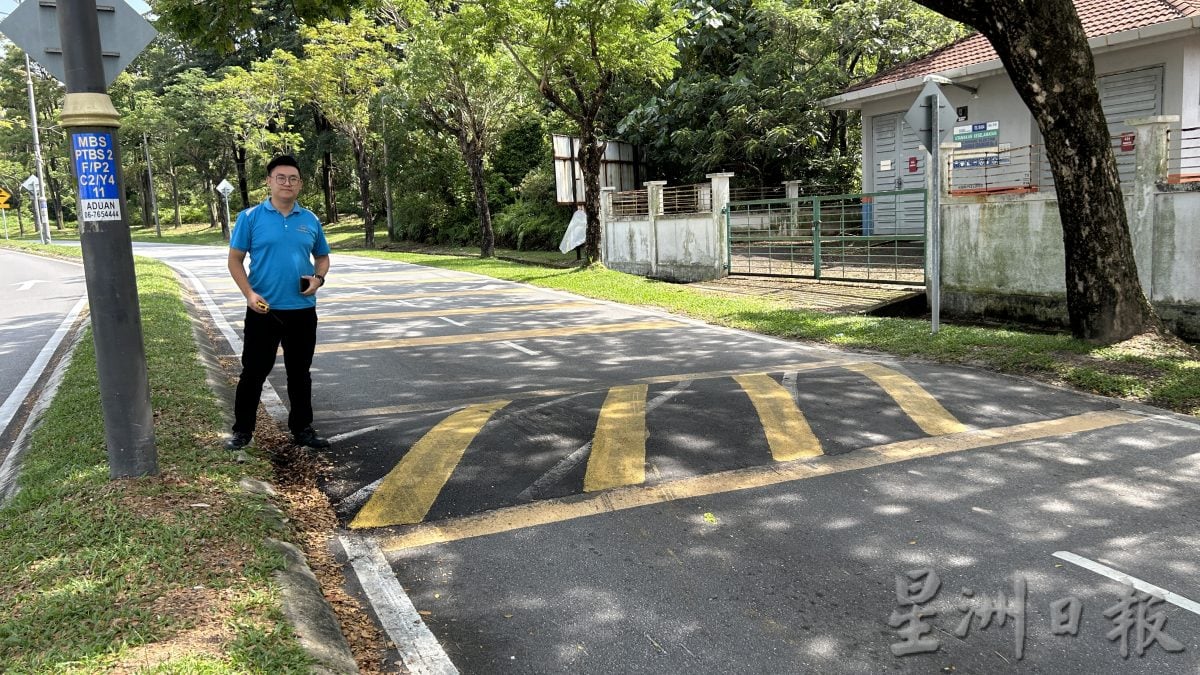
[[0, 243, 311, 672]]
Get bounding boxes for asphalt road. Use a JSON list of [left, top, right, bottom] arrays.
[[140, 242, 1200, 674], [0, 248, 85, 448]]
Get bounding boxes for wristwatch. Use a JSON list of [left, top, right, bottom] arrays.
[[314, 273, 325, 286]]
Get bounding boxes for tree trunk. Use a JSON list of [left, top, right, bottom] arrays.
[[578, 124, 605, 263], [351, 136, 375, 248], [141, 169, 153, 228], [323, 150, 338, 224], [205, 178, 219, 229], [168, 165, 182, 228], [16, 196, 24, 235], [914, 0, 1159, 343], [47, 157, 64, 229], [458, 128, 495, 258], [234, 142, 250, 211], [315, 110, 338, 224]]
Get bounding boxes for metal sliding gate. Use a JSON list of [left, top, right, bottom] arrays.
[[725, 189, 927, 284]]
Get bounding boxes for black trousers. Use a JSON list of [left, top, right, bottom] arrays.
[[233, 306, 318, 435]]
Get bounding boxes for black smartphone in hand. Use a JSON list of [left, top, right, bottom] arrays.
[[300, 277, 311, 292]]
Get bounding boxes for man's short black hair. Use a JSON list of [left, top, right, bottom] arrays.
[[266, 155, 301, 177]]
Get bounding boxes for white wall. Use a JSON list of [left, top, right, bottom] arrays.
[[603, 216, 725, 282]]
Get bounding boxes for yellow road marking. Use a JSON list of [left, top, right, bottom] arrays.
[[315, 320, 681, 354], [373, 410, 1144, 549], [584, 385, 648, 491], [842, 362, 967, 435], [734, 373, 822, 461], [321, 302, 595, 323], [223, 287, 542, 307], [322, 271, 482, 283], [323, 359, 858, 419], [350, 400, 510, 529]]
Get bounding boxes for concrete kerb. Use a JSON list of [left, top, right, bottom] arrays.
[[174, 266, 360, 675]]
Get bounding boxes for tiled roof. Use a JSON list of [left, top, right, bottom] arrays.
[[847, 0, 1200, 93]]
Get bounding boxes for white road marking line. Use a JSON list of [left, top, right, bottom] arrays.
[[439, 316, 467, 327], [0, 296, 87, 441], [502, 340, 539, 356], [1052, 551, 1200, 616], [516, 381, 693, 501], [0, 311, 85, 504], [172, 264, 289, 422], [329, 424, 386, 443], [339, 535, 458, 675]]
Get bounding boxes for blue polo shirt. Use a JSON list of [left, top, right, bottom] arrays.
[[230, 199, 331, 309]]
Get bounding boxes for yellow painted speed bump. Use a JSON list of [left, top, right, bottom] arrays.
[[584, 385, 649, 491], [350, 400, 510, 529], [734, 373, 822, 461], [843, 362, 967, 435], [374, 410, 1144, 550]]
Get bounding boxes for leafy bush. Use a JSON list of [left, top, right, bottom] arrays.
[[492, 166, 572, 251]]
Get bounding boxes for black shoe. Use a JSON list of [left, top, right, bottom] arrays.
[[225, 431, 253, 450], [291, 427, 330, 449]]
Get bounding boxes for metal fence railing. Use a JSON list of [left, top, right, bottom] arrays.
[[610, 189, 648, 217], [948, 132, 1151, 195], [661, 183, 711, 215], [730, 186, 786, 202], [1168, 126, 1200, 184]]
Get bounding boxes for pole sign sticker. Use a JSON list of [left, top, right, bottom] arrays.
[[72, 131, 121, 221]]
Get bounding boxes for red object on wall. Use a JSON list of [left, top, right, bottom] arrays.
[[1121, 131, 1136, 152], [908, 156, 919, 172]]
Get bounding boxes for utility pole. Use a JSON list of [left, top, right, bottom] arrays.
[[24, 53, 51, 244], [58, 0, 158, 477]]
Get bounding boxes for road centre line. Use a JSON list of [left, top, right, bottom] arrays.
[[320, 302, 596, 323], [373, 409, 1146, 551], [842, 362, 968, 436], [314, 319, 683, 354], [734, 373, 822, 461], [1052, 551, 1200, 616], [583, 385, 649, 492], [322, 359, 859, 418], [351, 401, 511, 529]]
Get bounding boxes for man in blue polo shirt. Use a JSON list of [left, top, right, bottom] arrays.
[[225, 155, 332, 451]]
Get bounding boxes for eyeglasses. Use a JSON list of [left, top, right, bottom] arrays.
[[271, 174, 302, 185]]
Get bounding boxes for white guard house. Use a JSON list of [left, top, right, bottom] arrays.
[[819, 0, 1200, 337], [821, 0, 1200, 194]]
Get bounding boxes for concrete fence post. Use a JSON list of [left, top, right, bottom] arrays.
[[600, 186, 616, 266], [1127, 115, 1178, 297], [707, 172, 735, 278], [644, 180, 667, 276], [783, 180, 802, 235]]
